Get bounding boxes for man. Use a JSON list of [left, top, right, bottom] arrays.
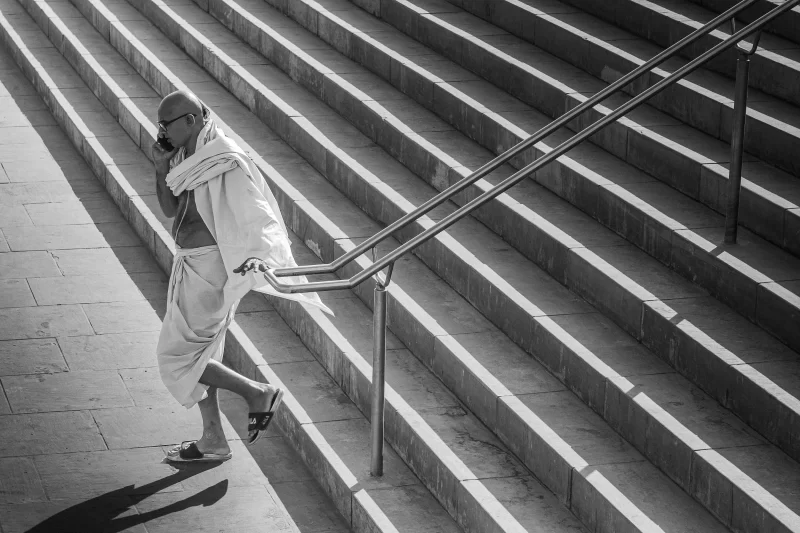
[[151, 90, 329, 463]]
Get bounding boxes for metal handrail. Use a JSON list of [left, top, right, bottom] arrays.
[[260, 0, 797, 295], [263, 0, 767, 281], [246, 0, 799, 478]]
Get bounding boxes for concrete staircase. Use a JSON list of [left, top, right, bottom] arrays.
[[1, 0, 799, 532]]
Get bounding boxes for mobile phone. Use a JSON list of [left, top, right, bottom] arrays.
[[157, 136, 174, 151]]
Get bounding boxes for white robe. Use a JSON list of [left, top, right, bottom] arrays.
[[157, 120, 331, 408]]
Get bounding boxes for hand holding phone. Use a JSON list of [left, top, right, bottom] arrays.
[[157, 136, 174, 151], [152, 134, 176, 174]]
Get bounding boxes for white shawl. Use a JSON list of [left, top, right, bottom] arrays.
[[166, 120, 333, 315]]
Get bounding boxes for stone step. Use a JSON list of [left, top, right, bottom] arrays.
[[0, 4, 451, 533], [14, 0, 770, 532], [47, 0, 800, 532], [686, 0, 800, 46], [555, 0, 800, 107], [143, 0, 800, 472], [443, 0, 800, 179], [364, 0, 800, 260]]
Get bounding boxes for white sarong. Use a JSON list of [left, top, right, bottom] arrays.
[[157, 245, 235, 408], [156, 118, 332, 408]]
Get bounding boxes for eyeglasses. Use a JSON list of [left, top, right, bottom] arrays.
[[157, 113, 196, 131]]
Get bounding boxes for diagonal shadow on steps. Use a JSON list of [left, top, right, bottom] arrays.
[[23, 466, 227, 533]]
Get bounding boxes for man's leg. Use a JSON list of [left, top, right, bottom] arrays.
[[195, 386, 230, 454], [198, 359, 279, 441]]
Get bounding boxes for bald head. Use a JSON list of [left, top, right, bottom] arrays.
[[157, 90, 208, 154], [158, 90, 204, 119]]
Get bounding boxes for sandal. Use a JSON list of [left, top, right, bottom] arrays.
[[165, 441, 232, 463], [247, 388, 284, 445]]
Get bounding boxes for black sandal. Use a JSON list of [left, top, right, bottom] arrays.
[[165, 441, 232, 463], [247, 388, 284, 445]]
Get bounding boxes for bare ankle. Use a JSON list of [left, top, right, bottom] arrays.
[[245, 382, 271, 401]]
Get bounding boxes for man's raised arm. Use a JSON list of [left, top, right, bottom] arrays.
[[152, 141, 179, 218]]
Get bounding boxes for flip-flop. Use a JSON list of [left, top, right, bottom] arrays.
[[247, 388, 284, 446], [165, 441, 232, 463]]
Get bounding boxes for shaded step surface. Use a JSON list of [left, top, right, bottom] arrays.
[[365, 0, 800, 260], [50, 1, 800, 532], [161, 0, 800, 474], [443, 0, 800, 178], [2, 2, 597, 532], [556, 0, 800, 106]]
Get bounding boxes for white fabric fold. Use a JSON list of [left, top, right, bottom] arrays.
[[158, 245, 235, 408], [165, 119, 332, 315]]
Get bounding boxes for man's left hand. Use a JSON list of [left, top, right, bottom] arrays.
[[234, 257, 269, 276]]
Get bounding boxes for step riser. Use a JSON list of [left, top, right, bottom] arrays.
[[558, 0, 800, 107], [51, 1, 684, 531], [375, 0, 800, 260], [449, 0, 800, 178], [0, 10, 400, 533], [34, 2, 800, 528], [199, 0, 800, 467]]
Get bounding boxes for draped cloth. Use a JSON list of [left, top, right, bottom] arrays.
[[157, 119, 332, 408]]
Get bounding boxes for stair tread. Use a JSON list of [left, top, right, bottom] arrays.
[[664, 296, 797, 364]]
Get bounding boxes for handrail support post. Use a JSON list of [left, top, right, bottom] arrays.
[[370, 260, 394, 477], [725, 24, 761, 244]]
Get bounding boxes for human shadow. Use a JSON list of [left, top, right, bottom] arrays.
[[24, 465, 227, 533]]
